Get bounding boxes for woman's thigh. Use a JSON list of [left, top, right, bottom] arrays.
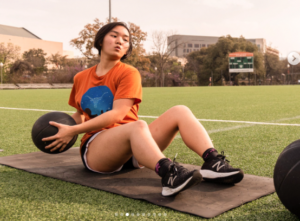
[[86, 123, 134, 172], [149, 106, 188, 151]]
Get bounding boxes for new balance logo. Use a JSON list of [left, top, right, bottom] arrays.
[[212, 161, 225, 171], [168, 176, 177, 186]]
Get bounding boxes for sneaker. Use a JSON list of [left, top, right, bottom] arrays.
[[200, 151, 244, 184], [161, 155, 202, 196]]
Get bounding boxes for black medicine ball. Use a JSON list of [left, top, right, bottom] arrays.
[[274, 139, 300, 217], [31, 112, 78, 154]]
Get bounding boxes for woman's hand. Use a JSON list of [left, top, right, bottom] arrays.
[[42, 121, 77, 152]]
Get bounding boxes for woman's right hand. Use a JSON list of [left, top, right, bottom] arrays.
[[42, 121, 77, 152]]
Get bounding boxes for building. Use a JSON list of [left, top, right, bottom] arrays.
[[168, 35, 279, 58], [0, 24, 74, 58]]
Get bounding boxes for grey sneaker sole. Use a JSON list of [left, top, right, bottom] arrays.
[[162, 170, 202, 196], [201, 170, 244, 184], [200, 169, 240, 178]]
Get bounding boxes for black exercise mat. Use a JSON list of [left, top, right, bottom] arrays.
[[0, 148, 275, 218]]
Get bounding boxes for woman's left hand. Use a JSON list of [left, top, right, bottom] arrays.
[[42, 121, 77, 152]]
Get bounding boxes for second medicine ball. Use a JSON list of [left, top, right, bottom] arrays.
[[31, 112, 78, 154], [274, 139, 300, 217]]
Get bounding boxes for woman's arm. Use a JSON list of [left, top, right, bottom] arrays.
[[42, 98, 135, 152], [71, 110, 85, 125], [72, 98, 135, 134]]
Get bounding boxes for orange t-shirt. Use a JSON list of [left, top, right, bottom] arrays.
[[68, 61, 142, 152]]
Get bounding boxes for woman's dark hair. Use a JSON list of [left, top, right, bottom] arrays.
[[94, 22, 132, 60]]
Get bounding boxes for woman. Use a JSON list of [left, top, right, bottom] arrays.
[[42, 22, 243, 197]]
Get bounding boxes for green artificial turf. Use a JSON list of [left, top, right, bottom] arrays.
[[0, 86, 300, 220]]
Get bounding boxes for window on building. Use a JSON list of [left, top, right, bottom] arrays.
[[194, 44, 200, 48], [202, 44, 206, 47], [257, 44, 260, 49], [183, 49, 186, 53], [188, 44, 193, 48]]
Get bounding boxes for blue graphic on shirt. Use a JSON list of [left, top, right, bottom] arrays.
[[81, 86, 114, 118]]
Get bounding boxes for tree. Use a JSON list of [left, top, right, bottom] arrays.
[[185, 35, 265, 85], [23, 48, 47, 74], [151, 31, 187, 86], [0, 42, 21, 82], [148, 54, 183, 86], [122, 22, 150, 71], [185, 48, 209, 85], [0, 42, 21, 65], [48, 53, 68, 69], [70, 18, 150, 71], [9, 60, 33, 83], [70, 18, 104, 61]]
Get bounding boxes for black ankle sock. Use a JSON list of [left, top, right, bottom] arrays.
[[155, 158, 172, 177], [202, 148, 218, 162]]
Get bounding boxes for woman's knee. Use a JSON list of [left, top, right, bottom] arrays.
[[170, 105, 192, 115], [131, 120, 149, 131]]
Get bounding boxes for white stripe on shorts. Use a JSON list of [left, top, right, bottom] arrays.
[[83, 130, 144, 173]]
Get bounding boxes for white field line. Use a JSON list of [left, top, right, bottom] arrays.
[[1, 107, 300, 128], [0, 107, 74, 113], [174, 115, 300, 139], [138, 115, 300, 127]]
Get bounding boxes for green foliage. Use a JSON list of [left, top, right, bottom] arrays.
[[8, 60, 33, 83], [23, 48, 47, 75], [185, 36, 265, 86], [48, 53, 68, 70], [185, 48, 209, 85], [148, 54, 183, 86], [0, 42, 21, 82]]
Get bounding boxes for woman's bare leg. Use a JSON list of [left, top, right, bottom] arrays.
[[149, 105, 213, 156], [86, 120, 165, 172], [148, 105, 244, 184], [86, 118, 202, 196]]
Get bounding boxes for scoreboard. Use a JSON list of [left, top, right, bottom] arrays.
[[229, 52, 254, 73]]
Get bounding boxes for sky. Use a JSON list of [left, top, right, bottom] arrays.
[[1, 0, 299, 58]]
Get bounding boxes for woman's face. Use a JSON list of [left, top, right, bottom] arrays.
[[101, 25, 130, 60]]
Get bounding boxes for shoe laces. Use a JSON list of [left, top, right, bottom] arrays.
[[169, 153, 188, 176], [216, 151, 230, 163]]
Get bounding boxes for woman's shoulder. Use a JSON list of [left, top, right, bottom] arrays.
[[118, 62, 139, 74], [74, 65, 97, 80]]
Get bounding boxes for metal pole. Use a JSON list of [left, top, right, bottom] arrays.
[[109, 0, 111, 23]]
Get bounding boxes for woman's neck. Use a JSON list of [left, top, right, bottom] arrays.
[[96, 55, 120, 77]]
